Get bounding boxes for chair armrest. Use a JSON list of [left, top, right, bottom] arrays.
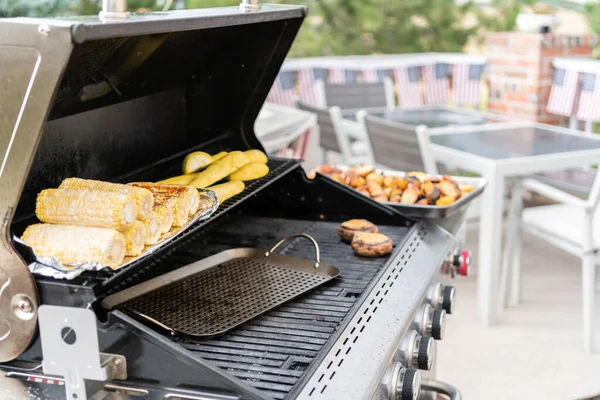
[[522, 178, 589, 208]]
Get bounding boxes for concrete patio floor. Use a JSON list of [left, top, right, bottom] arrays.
[[436, 225, 600, 400]]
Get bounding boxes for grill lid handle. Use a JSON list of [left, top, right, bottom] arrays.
[[265, 233, 321, 268], [99, 0, 130, 19]]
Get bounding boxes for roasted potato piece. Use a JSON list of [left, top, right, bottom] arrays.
[[373, 195, 388, 202], [426, 176, 441, 184], [354, 165, 376, 177], [407, 180, 421, 190], [435, 196, 456, 206], [390, 188, 403, 199], [459, 184, 476, 194], [438, 180, 461, 198], [345, 171, 366, 188], [400, 187, 420, 204], [365, 172, 384, 186], [407, 171, 428, 182], [329, 172, 345, 184], [367, 182, 384, 197], [394, 177, 409, 190], [229, 163, 269, 181], [389, 194, 402, 203], [357, 186, 371, 197], [383, 187, 393, 198], [424, 182, 441, 203], [416, 198, 429, 205], [383, 176, 396, 188], [317, 164, 341, 175]]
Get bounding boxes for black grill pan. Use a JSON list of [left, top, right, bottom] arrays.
[[102, 234, 340, 338]]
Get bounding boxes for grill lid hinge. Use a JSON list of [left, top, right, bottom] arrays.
[[99, 0, 131, 20]]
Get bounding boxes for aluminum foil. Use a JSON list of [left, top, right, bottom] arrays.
[[24, 189, 218, 280]]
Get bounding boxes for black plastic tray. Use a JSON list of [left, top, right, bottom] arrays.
[[317, 170, 487, 219]]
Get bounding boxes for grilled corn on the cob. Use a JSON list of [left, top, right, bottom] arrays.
[[143, 211, 162, 245], [36, 189, 136, 231], [60, 178, 153, 221], [21, 224, 126, 268], [122, 221, 146, 256], [153, 195, 188, 227], [130, 182, 200, 216]]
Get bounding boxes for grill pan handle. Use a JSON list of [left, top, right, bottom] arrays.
[[265, 234, 321, 268]]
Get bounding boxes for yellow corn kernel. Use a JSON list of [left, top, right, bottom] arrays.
[[60, 177, 153, 221], [143, 211, 162, 245], [122, 221, 146, 257], [21, 223, 126, 269], [153, 195, 188, 228], [36, 189, 136, 231]]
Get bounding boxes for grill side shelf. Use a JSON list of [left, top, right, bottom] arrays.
[[96, 158, 300, 296]]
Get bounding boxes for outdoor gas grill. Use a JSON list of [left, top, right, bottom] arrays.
[[0, 2, 474, 399]]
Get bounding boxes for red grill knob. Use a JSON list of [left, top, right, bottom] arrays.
[[458, 250, 472, 276]]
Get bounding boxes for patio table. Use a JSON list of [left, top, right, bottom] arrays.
[[428, 121, 600, 326]]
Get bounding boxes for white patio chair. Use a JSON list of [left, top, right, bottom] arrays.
[[297, 101, 372, 166], [356, 111, 438, 174], [500, 173, 600, 353]]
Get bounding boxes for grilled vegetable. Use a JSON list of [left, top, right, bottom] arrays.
[[36, 189, 136, 231], [158, 173, 198, 185], [211, 151, 228, 162], [407, 171, 428, 182], [367, 182, 384, 197], [153, 194, 188, 227], [365, 172, 384, 186], [438, 179, 461, 198], [143, 211, 162, 245], [424, 182, 441, 203], [229, 163, 269, 181], [182, 151, 212, 174], [123, 221, 146, 256], [130, 182, 201, 216], [353, 165, 375, 177], [60, 178, 153, 221], [155, 207, 174, 234], [190, 152, 250, 189], [245, 149, 268, 164], [207, 180, 245, 204], [389, 194, 402, 203], [459, 184, 476, 194], [400, 187, 420, 204], [21, 224, 126, 269], [383, 187, 393, 198], [435, 196, 457, 206], [416, 198, 429, 205]]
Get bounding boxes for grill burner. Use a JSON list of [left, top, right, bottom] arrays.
[[151, 215, 410, 399]]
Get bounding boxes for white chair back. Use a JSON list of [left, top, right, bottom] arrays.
[[323, 79, 395, 111]]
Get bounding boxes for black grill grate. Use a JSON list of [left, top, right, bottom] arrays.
[[155, 216, 410, 399]]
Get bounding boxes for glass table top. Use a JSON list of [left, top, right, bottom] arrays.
[[344, 106, 503, 128], [430, 126, 600, 160]]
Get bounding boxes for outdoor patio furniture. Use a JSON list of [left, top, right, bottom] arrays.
[[297, 101, 372, 165], [500, 173, 600, 352], [425, 121, 600, 328], [356, 111, 438, 174]]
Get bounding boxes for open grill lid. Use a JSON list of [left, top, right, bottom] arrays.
[[0, 4, 305, 362]]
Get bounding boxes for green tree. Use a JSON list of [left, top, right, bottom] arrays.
[[585, 2, 600, 57]]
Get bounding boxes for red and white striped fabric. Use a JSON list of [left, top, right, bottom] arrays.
[[362, 68, 379, 83], [577, 72, 600, 122], [266, 71, 297, 107], [452, 63, 484, 107], [547, 68, 579, 117], [297, 69, 318, 105], [328, 67, 345, 84], [393, 66, 423, 108], [423, 63, 450, 105]]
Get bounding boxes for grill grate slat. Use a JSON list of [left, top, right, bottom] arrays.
[[155, 216, 410, 398]]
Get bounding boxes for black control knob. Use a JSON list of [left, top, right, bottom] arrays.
[[442, 285, 456, 315], [397, 366, 421, 400], [426, 307, 446, 340], [414, 335, 434, 371]]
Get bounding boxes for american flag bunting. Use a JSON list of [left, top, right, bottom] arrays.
[[345, 70, 361, 84], [423, 63, 450, 105], [393, 66, 423, 108], [267, 70, 297, 107], [328, 67, 345, 84], [576, 72, 600, 122], [452, 63, 484, 107], [547, 68, 579, 117]]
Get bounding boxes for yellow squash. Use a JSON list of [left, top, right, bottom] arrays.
[[189, 152, 250, 189], [182, 151, 212, 174], [229, 163, 269, 181], [207, 180, 245, 204]]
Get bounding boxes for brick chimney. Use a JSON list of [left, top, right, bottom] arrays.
[[486, 32, 595, 124]]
